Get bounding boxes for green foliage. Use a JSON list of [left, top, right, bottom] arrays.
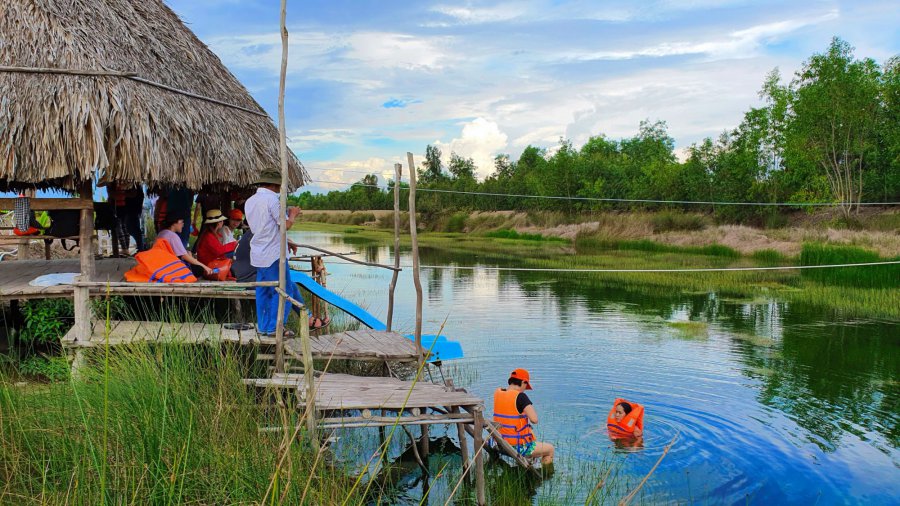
[[19, 299, 73, 345], [800, 243, 898, 288], [17, 355, 70, 382], [650, 211, 708, 232]]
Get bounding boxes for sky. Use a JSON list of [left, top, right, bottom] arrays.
[[166, 0, 899, 194]]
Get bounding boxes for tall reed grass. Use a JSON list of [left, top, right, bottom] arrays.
[[800, 243, 899, 289], [0, 342, 363, 505]]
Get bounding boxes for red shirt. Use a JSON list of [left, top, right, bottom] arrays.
[[196, 230, 237, 265]]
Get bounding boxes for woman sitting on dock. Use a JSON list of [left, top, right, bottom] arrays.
[[195, 209, 237, 266], [156, 217, 212, 276]]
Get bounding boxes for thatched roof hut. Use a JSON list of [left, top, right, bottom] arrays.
[[0, 0, 306, 192]]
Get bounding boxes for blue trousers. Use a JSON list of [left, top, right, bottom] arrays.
[[255, 260, 305, 334]]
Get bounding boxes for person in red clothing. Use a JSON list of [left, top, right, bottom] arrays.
[[195, 209, 237, 266]]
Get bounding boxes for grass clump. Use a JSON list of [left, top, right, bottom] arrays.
[[668, 321, 709, 339], [444, 212, 469, 233], [0, 343, 362, 505], [650, 211, 707, 232], [484, 229, 568, 242], [800, 243, 899, 289], [751, 249, 789, 265], [577, 238, 740, 258]]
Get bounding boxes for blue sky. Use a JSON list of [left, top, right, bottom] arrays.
[[167, 0, 898, 193]]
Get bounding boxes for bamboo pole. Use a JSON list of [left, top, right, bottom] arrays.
[[274, 0, 289, 375], [386, 162, 402, 331]]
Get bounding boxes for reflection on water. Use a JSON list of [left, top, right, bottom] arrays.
[[299, 230, 900, 505]]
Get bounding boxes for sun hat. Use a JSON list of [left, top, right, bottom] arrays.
[[254, 168, 282, 186], [228, 208, 244, 220], [203, 209, 227, 224], [509, 368, 533, 390]]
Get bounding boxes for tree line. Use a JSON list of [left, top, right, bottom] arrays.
[[291, 38, 899, 223]]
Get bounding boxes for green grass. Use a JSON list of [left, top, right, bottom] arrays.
[[0, 342, 364, 505], [668, 321, 710, 340]]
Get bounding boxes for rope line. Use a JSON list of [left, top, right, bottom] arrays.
[[312, 260, 900, 273], [306, 179, 900, 207]]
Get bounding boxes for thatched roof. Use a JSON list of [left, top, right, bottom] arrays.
[[0, 0, 306, 192]]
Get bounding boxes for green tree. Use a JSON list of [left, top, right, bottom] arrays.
[[784, 37, 883, 215]]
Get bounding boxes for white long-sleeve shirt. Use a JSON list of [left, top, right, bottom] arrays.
[[244, 187, 287, 268]]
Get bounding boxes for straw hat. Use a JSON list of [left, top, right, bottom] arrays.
[[203, 209, 227, 224]]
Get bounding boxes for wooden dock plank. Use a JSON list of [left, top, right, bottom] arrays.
[[247, 373, 482, 411], [284, 330, 419, 362]]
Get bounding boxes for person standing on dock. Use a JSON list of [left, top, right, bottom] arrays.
[[493, 368, 555, 466], [245, 169, 305, 337]]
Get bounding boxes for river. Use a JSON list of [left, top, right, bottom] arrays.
[[290, 229, 899, 505]]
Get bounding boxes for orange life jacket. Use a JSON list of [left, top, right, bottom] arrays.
[[493, 388, 535, 447], [607, 398, 644, 437], [124, 240, 197, 283]]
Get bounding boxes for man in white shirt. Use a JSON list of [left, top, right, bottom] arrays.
[[244, 169, 304, 337]]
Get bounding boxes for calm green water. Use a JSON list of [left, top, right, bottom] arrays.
[[291, 230, 899, 505]]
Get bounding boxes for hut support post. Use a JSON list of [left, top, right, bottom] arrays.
[[407, 152, 429, 458], [73, 181, 94, 345], [386, 162, 402, 331], [473, 407, 487, 505], [274, 0, 289, 375]]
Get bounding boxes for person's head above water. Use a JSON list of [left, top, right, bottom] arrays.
[[614, 401, 633, 422]]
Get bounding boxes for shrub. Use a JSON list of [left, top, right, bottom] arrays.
[[19, 299, 74, 345], [444, 212, 469, 233], [17, 355, 70, 382], [650, 211, 707, 232]]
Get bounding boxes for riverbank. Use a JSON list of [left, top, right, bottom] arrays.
[[301, 209, 900, 257], [296, 220, 900, 319]]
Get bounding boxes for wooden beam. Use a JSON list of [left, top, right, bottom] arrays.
[[73, 181, 94, 345], [407, 152, 424, 368], [0, 198, 93, 211], [473, 408, 487, 506]]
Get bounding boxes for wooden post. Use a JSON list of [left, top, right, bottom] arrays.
[[274, 0, 289, 375], [74, 180, 95, 345], [454, 407, 471, 480], [386, 162, 402, 331], [406, 153, 423, 368], [473, 407, 487, 506], [407, 152, 429, 458], [298, 300, 318, 441]]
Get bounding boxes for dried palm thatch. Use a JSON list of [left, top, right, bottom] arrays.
[[0, 0, 306, 192]]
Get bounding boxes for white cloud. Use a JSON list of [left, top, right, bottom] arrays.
[[431, 3, 528, 24], [345, 32, 454, 70], [434, 118, 509, 179], [564, 10, 840, 62]]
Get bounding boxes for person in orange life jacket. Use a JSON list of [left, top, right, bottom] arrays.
[[155, 217, 212, 276], [493, 368, 555, 465], [194, 209, 237, 265], [612, 402, 643, 437]]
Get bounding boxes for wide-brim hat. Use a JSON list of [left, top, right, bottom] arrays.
[[204, 209, 227, 224], [254, 168, 283, 186]]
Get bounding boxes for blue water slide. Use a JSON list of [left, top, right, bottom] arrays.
[[289, 269, 463, 361]]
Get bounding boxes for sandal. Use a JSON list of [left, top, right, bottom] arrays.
[[309, 316, 331, 330]]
